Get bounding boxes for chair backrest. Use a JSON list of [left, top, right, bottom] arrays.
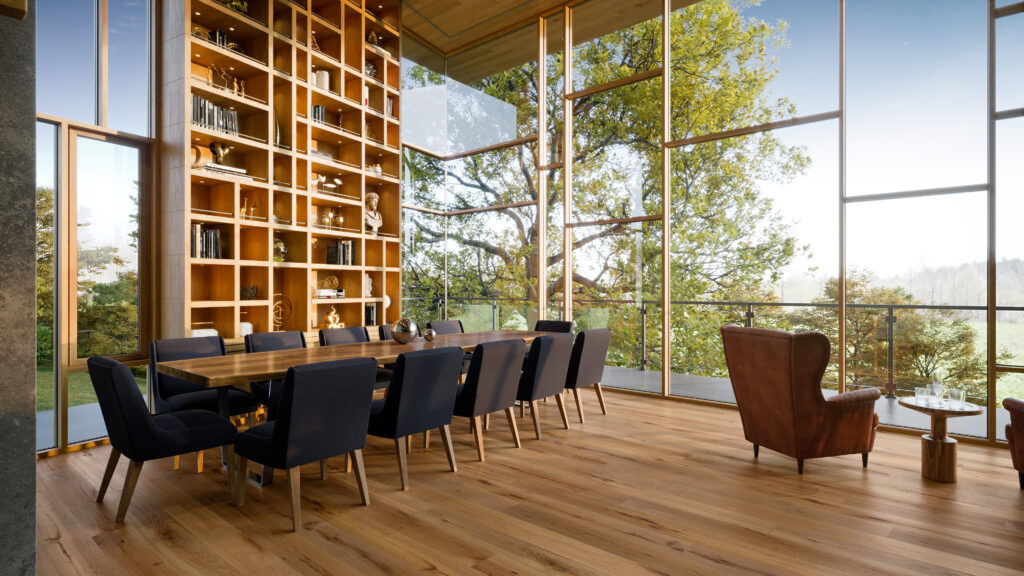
[[534, 320, 572, 333], [245, 330, 307, 353], [719, 325, 831, 456], [319, 326, 369, 346], [88, 356, 159, 461], [149, 336, 225, 413], [271, 358, 378, 469], [376, 347, 464, 437], [454, 339, 526, 417], [427, 320, 464, 335], [1004, 398, 1024, 472], [565, 329, 611, 389], [519, 333, 573, 401], [378, 324, 392, 341]]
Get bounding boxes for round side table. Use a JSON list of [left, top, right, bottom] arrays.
[[897, 397, 983, 483]]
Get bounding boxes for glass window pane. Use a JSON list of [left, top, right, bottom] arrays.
[[572, 77, 661, 220], [570, 0, 661, 93], [36, 121, 58, 451], [401, 206, 446, 325], [996, 12, 1024, 112], [447, 144, 536, 210], [996, 117, 1024, 440], [670, 0, 838, 141], [402, 147, 446, 210], [401, 36, 447, 156], [846, 192, 988, 437], [37, 0, 97, 123], [847, 1, 986, 195], [446, 23, 538, 155], [108, 0, 151, 136]]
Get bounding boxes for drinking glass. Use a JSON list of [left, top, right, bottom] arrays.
[[914, 387, 929, 405], [947, 388, 966, 408]]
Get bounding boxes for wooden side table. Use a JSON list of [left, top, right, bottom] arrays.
[[897, 397, 984, 483]]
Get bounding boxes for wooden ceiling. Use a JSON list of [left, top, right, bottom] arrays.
[[402, 0, 665, 83]]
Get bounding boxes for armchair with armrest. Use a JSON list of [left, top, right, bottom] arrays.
[[720, 325, 880, 474], [1003, 397, 1024, 489]]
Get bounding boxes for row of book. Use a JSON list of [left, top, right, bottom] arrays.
[[192, 93, 239, 135], [311, 104, 326, 124], [191, 224, 224, 259], [325, 240, 355, 265], [364, 304, 377, 325]]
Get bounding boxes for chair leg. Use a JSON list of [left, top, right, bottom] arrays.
[[484, 413, 490, 430], [171, 454, 179, 471], [530, 401, 542, 440], [196, 449, 204, 474], [423, 429, 430, 449], [394, 437, 409, 491], [224, 444, 236, 494], [505, 407, 521, 448], [572, 388, 584, 423], [235, 456, 248, 507], [115, 460, 144, 523], [594, 382, 607, 415], [440, 425, 457, 472], [320, 459, 328, 480], [520, 401, 525, 418], [351, 450, 370, 506], [753, 444, 759, 458], [288, 467, 301, 531], [97, 447, 121, 503], [862, 453, 869, 468], [472, 416, 485, 462], [797, 459, 804, 475], [345, 452, 352, 474], [554, 393, 570, 429], [1019, 472, 1023, 490]]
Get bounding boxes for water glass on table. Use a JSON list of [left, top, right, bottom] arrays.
[[914, 387, 930, 406], [947, 388, 966, 408]]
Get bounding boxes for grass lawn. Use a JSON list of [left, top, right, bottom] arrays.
[[36, 366, 146, 412]]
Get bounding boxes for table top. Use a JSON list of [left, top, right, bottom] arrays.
[[897, 397, 984, 417], [157, 330, 549, 388]]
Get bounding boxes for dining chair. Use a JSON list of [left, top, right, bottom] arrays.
[[564, 329, 611, 423], [245, 330, 307, 420], [234, 357, 378, 531], [367, 347, 464, 490], [88, 356, 237, 523], [534, 320, 572, 333], [319, 326, 392, 387], [516, 333, 574, 440], [150, 336, 258, 472], [427, 320, 464, 335], [378, 323, 392, 341], [453, 339, 527, 461]]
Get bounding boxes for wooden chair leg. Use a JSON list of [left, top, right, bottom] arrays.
[[594, 382, 607, 415], [235, 456, 248, 507], [395, 437, 409, 491], [115, 460, 144, 523], [484, 413, 490, 430], [423, 429, 430, 449], [171, 454, 179, 471], [554, 393, 570, 429], [351, 450, 370, 505], [345, 452, 352, 473], [224, 444, 236, 494], [572, 388, 584, 423], [519, 401, 525, 418], [97, 447, 121, 503], [472, 416, 485, 462], [320, 459, 328, 480], [196, 449, 204, 474], [288, 467, 301, 531], [440, 425, 457, 472], [505, 407, 521, 448], [407, 433, 413, 454], [862, 453, 869, 468], [530, 401, 542, 440], [753, 444, 759, 458]]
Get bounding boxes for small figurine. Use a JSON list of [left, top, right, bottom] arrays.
[[325, 306, 343, 328], [364, 273, 373, 298]]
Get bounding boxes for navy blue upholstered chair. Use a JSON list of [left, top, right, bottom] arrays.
[[88, 356, 237, 523], [149, 336, 259, 416], [427, 319, 464, 335], [319, 326, 370, 346], [517, 333, 574, 440], [234, 358, 378, 531], [565, 329, 611, 423], [368, 347, 464, 490], [378, 323, 392, 341], [453, 339, 526, 461], [534, 320, 572, 333], [245, 330, 307, 421], [319, 326, 392, 387]]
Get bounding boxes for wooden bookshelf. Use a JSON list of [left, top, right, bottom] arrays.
[[161, 0, 402, 343]]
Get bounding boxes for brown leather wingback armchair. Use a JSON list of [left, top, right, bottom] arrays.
[[720, 325, 881, 474], [1003, 398, 1024, 489]]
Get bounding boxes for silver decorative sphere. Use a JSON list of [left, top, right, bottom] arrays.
[[391, 318, 418, 344], [423, 328, 436, 342]]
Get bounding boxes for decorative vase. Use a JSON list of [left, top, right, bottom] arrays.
[[391, 318, 418, 344]]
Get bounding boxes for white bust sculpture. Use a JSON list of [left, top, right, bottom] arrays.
[[364, 273, 373, 297], [364, 191, 382, 234]]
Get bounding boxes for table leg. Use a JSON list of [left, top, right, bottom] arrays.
[[921, 415, 957, 483]]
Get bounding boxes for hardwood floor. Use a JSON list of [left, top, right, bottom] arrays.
[[37, 392, 1024, 575]]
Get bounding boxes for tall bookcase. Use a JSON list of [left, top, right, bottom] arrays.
[[160, 0, 403, 342]]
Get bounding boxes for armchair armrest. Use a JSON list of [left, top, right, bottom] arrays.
[[825, 387, 880, 409]]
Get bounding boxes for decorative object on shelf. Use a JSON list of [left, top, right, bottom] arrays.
[[383, 294, 391, 309], [318, 206, 342, 228], [274, 109, 281, 146], [227, 41, 242, 53], [240, 284, 260, 300], [318, 275, 339, 290], [390, 318, 418, 344], [386, 96, 394, 117], [191, 144, 214, 167], [248, 199, 258, 219], [364, 61, 378, 79], [210, 141, 231, 163], [240, 322, 253, 337], [239, 79, 246, 98], [191, 328, 219, 337], [365, 121, 373, 140], [364, 191, 382, 234], [310, 31, 321, 53], [364, 273, 373, 297], [240, 197, 248, 218], [325, 306, 344, 329], [423, 328, 436, 342], [221, 0, 248, 15], [191, 23, 212, 39], [209, 62, 233, 91], [273, 236, 287, 262], [272, 293, 293, 329], [367, 31, 379, 46]]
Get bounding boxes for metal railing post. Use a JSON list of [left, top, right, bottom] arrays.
[[492, 298, 497, 330], [640, 302, 648, 372], [745, 304, 754, 328], [886, 306, 897, 398]]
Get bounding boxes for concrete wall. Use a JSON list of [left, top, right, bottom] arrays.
[[0, 2, 37, 575]]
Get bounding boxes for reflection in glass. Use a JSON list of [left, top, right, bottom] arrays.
[[401, 206, 447, 324], [36, 122, 58, 451], [37, 0, 97, 124], [847, 1, 986, 195], [108, 0, 151, 136], [545, 12, 565, 165], [571, 0, 661, 93], [996, 117, 1024, 440], [996, 13, 1024, 112], [401, 36, 447, 155], [447, 144, 537, 210]]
